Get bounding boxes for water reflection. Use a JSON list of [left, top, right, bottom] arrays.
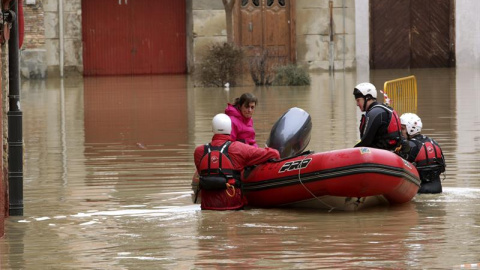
[[84, 76, 188, 145], [0, 69, 479, 269], [194, 204, 419, 269]]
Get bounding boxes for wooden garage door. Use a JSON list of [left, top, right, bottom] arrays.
[[370, 0, 455, 69], [82, 0, 186, 76]]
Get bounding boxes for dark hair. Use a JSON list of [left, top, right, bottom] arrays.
[[233, 93, 258, 108]]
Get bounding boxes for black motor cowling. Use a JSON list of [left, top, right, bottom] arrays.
[[266, 107, 312, 158]]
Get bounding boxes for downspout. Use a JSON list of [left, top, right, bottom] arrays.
[[328, 1, 334, 73], [342, 0, 346, 69], [8, 0, 23, 216], [59, 0, 64, 77]]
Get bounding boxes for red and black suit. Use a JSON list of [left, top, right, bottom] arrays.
[[194, 134, 280, 210], [355, 101, 403, 152], [404, 134, 446, 194]]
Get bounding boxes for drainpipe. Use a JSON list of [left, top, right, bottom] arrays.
[[8, 0, 23, 216], [59, 0, 64, 77], [329, 1, 334, 73], [342, 0, 346, 69]]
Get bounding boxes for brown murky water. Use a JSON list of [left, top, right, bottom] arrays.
[[0, 68, 479, 269]]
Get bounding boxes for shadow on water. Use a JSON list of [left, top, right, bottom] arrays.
[[0, 69, 479, 269]]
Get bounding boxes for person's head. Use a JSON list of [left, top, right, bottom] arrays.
[[400, 113, 422, 138], [353, 82, 377, 112], [212, 113, 232, 135], [233, 93, 257, 119]]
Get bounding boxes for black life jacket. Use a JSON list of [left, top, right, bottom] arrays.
[[411, 135, 446, 181], [361, 104, 402, 150], [197, 141, 241, 190]]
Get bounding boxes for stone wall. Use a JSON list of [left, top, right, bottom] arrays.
[[21, 0, 47, 79], [22, 0, 45, 49]]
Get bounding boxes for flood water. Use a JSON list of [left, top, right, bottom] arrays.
[[1, 68, 479, 269]]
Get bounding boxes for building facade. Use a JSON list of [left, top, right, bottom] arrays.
[[18, 0, 480, 78]]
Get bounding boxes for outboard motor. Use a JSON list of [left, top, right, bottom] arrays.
[[266, 107, 312, 158]]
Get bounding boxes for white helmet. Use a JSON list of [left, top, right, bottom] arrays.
[[212, 113, 232, 134], [400, 113, 422, 136], [353, 82, 377, 99]]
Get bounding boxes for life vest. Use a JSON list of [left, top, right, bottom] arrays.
[[197, 141, 245, 210], [197, 141, 241, 190], [412, 136, 446, 181], [361, 104, 402, 150]]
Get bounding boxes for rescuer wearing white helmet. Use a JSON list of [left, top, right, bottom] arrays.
[[212, 113, 232, 134], [400, 113, 422, 138], [193, 113, 279, 210], [400, 113, 446, 194], [353, 82, 377, 112], [353, 82, 404, 152]]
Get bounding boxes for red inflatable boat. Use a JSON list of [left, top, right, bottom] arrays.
[[192, 147, 420, 210], [192, 108, 420, 210], [243, 147, 419, 209]]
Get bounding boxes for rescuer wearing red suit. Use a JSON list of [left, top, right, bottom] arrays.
[[194, 113, 280, 210], [400, 113, 446, 194]]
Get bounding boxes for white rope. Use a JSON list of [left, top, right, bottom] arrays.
[[297, 152, 336, 212]]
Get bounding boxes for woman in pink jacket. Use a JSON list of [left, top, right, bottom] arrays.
[[224, 93, 258, 147]]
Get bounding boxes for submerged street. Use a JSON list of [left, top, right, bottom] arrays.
[[0, 68, 479, 269]]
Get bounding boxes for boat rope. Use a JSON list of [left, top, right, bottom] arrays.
[[297, 152, 336, 212]]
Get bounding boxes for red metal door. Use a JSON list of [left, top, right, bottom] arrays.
[[131, 0, 186, 74], [82, 0, 132, 75], [82, 0, 186, 76]]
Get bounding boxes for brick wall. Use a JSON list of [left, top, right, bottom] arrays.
[[22, 0, 45, 49]]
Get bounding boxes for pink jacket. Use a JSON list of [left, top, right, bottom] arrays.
[[225, 103, 258, 147]]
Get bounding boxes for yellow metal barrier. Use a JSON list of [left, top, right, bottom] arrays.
[[383, 75, 417, 116]]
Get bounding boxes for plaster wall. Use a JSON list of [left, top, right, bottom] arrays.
[[295, 0, 356, 71], [456, 0, 480, 69], [189, 0, 227, 73], [354, 0, 369, 82], [44, 0, 83, 77]]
